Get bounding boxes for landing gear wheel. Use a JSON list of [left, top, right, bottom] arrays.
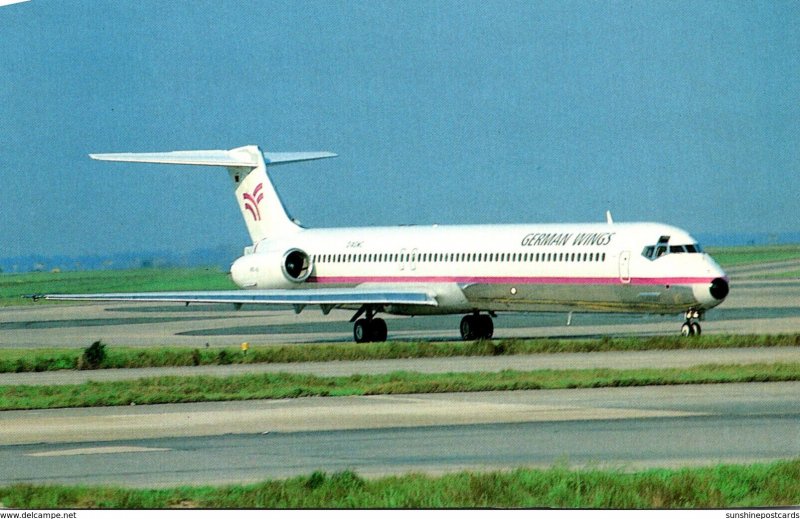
[[690, 322, 701, 336], [353, 317, 388, 343], [460, 315, 477, 341], [680, 309, 704, 337], [460, 314, 494, 341], [680, 321, 702, 337], [478, 314, 494, 339], [371, 318, 388, 342], [354, 319, 370, 343], [681, 322, 692, 337]]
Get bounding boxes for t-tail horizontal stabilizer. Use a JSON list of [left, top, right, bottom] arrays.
[[89, 146, 337, 243], [89, 149, 337, 167]]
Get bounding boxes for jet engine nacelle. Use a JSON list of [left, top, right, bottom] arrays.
[[231, 248, 313, 289]]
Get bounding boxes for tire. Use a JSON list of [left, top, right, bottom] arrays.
[[478, 314, 494, 339], [690, 322, 701, 336], [681, 322, 692, 337], [354, 319, 370, 343], [460, 315, 476, 341], [371, 318, 388, 342]]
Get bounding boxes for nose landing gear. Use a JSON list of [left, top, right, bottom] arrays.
[[681, 309, 703, 337]]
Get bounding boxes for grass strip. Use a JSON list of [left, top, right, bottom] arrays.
[[1, 362, 798, 411], [707, 244, 800, 267], [2, 459, 799, 508], [760, 269, 800, 279], [3, 334, 800, 374]]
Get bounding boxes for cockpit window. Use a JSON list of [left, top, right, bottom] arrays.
[[642, 240, 703, 260]]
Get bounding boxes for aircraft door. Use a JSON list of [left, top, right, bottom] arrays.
[[619, 250, 631, 284], [398, 248, 418, 271]]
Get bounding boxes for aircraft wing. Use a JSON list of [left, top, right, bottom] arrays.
[[34, 288, 438, 308]]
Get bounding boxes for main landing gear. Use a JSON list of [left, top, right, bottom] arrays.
[[460, 312, 494, 341], [352, 306, 388, 343], [681, 309, 703, 337], [351, 306, 495, 343]]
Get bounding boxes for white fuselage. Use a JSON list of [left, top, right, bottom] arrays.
[[231, 221, 729, 316]]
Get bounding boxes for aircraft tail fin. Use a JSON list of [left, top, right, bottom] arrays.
[[90, 146, 336, 243]]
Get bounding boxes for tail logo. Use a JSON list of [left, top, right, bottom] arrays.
[[242, 183, 264, 221]]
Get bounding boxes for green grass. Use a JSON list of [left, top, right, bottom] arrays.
[[0, 267, 236, 306], [2, 334, 799, 374], [1, 363, 798, 410], [760, 269, 800, 279], [708, 244, 800, 268], [2, 459, 799, 508]]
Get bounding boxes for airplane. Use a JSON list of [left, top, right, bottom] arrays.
[[39, 145, 729, 342]]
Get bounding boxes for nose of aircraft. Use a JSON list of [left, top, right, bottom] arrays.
[[691, 252, 729, 309], [691, 253, 729, 308], [692, 276, 729, 309]]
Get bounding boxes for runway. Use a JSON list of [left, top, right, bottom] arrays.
[[0, 270, 798, 487], [1, 383, 798, 487]]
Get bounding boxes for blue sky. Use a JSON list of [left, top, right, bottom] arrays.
[[1, 1, 798, 257]]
